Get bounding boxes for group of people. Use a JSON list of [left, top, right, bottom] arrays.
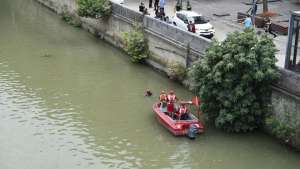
[[139, 0, 165, 19], [158, 90, 189, 120], [243, 15, 277, 38]]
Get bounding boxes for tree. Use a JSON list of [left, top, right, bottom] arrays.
[[189, 29, 280, 132]]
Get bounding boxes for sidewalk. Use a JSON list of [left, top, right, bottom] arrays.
[[120, 0, 300, 67]]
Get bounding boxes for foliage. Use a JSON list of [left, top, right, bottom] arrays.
[[265, 115, 295, 141], [61, 12, 81, 27], [189, 29, 280, 132], [77, 0, 112, 18], [167, 61, 186, 81], [122, 25, 148, 63]]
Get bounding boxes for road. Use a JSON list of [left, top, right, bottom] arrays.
[[119, 0, 300, 67]]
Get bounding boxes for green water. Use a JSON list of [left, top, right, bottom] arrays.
[[0, 0, 299, 168]]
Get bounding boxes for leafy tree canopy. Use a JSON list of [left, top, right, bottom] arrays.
[[189, 29, 280, 132]]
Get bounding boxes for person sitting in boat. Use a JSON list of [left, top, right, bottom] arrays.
[[167, 90, 177, 114], [159, 90, 168, 114], [177, 103, 188, 120]]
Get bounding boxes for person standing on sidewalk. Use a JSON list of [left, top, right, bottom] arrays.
[[187, 20, 196, 33], [154, 0, 159, 11], [149, 0, 153, 8], [159, 0, 165, 19], [243, 15, 252, 28], [264, 17, 277, 38]]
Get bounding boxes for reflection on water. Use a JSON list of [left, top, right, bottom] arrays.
[[1, 0, 300, 169]]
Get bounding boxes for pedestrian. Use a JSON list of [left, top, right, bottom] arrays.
[[251, 1, 258, 16], [243, 15, 252, 28], [159, 0, 165, 19], [155, 8, 159, 18], [154, 0, 159, 11], [187, 20, 196, 33], [264, 17, 277, 38], [139, 2, 145, 12], [143, 7, 150, 15], [149, 0, 152, 8]]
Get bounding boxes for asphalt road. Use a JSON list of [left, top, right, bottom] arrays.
[[121, 0, 300, 67]]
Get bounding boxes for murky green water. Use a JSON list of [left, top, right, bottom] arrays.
[[0, 0, 299, 168]]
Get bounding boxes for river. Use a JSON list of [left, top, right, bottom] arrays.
[[0, 0, 299, 169]]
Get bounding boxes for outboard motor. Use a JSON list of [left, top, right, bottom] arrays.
[[187, 124, 198, 139]]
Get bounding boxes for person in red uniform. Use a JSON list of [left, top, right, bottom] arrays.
[[159, 90, 167, 102], [167, 90, 177, 114], [159, 90, 168, 114], [178, 103, 188, 120]]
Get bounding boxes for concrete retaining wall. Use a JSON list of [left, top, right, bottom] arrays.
[[268, 68, 300, 148], [36, 0, 210, 70], [36, 0, 300, 149]]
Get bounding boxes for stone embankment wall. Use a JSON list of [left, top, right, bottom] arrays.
[[268, 68, 300, 148], [36, 0, 300, 149], [36, 0, 210, 73]]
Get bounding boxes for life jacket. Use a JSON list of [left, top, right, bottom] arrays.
[[167, 94, 176, 103], [159, 94, 167, 101], [179, 107, 187, 114]]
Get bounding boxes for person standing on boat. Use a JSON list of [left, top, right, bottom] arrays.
[[159, 90, 167, 114], [167, 90, 177, 114]]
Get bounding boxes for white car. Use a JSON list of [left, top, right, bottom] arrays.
[[172, 10, 215, 39]]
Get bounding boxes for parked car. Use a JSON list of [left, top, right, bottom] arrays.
[[172, 10, 215, 39]]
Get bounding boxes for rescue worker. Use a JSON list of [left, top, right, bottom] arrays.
[[159, 90, 167, 102], [178, 103, 188, 120], [159, 90, 167, 114], [167, 90, 177, 114]]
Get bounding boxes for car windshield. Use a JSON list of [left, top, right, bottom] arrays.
[[191, 16, 208, 24]]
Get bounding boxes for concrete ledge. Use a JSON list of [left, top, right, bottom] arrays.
[[273, 68, 300, 97]]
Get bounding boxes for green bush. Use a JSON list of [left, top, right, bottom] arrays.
[[122, 25, 148, 63], [265, 112, 300, 149], [189, 29, 280, 132], [265, 115, 295, 141], [61, 12, 81, 27], [77, 0, 112, 18], [167, 61, 186, 81]]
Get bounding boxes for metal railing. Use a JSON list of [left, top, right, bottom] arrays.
[[112, 3, 143, 23]]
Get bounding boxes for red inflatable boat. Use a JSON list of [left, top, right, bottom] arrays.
[[153, 101, 204, 137]]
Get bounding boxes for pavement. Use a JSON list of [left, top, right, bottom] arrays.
[[117, 0, 300, 67]]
